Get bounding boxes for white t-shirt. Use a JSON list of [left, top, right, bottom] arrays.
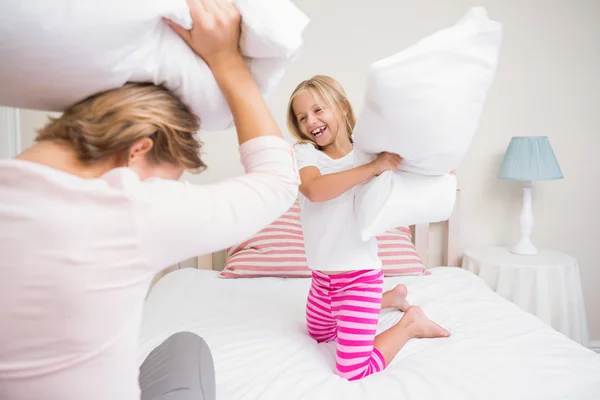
[[0, 136, 299, 400], [293, 143, 381, 272]]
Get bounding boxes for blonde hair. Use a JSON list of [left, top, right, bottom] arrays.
[[36, 83, 206, 172], [286, 75, 356, 145]]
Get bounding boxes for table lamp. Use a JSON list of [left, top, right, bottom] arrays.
[[498, 136, 563, 255]]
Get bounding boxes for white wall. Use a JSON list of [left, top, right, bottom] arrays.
[[18, 0, 600, 341], [0, 108, 21, 158]]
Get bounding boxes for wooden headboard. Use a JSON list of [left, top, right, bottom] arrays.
[[151, 189, 462, 286]]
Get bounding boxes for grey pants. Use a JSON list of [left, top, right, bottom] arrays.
[[139, 332, 216, 400]]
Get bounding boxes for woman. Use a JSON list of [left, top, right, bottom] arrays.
[[0, 0, 299, 399]]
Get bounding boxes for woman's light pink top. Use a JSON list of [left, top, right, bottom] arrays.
[[0, 136, 299, 400]]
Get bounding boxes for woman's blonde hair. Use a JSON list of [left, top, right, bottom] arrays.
[[36, 83, 206, 172], [286, 75, 356, 145]]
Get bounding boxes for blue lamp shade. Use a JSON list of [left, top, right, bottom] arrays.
[[498, 136, 563, 181]]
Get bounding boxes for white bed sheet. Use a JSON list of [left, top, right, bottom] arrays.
[[140, 267, 600, 400]]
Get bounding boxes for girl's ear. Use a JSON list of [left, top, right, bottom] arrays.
[[341, 99, 350, 115]]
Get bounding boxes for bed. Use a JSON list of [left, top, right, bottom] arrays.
[[139, 191, 600, 400]]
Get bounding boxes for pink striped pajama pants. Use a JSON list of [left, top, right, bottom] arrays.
[[306, 269, 386, 381]]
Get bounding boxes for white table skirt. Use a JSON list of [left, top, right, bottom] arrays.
[[462, 246, 590, 348]]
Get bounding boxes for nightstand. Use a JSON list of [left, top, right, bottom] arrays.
[[462, 245, 590, 347]]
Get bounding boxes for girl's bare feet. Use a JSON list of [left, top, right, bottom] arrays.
[[374, 305, 450, 366], [400, 306, 450, 338], [381, 284, 410, 311]]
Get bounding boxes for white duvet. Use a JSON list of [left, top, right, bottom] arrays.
[[140, 267, 600, 400]]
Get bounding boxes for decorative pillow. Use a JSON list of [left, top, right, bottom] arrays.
[[220, 201, 426, 278], [376, 227, 428, 276], [0, 0, 309, 131], [221, 202, 307, 278]]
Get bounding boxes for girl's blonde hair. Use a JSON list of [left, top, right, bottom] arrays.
[[286, 75, 356, 145], [36, 83, 206, 172]]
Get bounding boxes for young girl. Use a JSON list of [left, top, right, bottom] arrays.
[[287, 75, 450, 381]]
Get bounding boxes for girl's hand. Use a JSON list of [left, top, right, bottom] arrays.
[[165, 0, 242, 68], [372, 152, 403, 176]]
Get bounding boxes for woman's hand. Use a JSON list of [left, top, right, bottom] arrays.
[[165, 0, 242, 68], [165, 0, 282, 145], [371, 152, 403, 176]]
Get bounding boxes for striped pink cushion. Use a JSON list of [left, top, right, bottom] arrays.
[[220, 201, 426, 278], [376, 227, 428, 276]]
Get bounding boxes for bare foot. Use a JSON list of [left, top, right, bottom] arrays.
[[381, 284, 410, 311], [399, 306, 450, 338], [373, 304, 449, 366]]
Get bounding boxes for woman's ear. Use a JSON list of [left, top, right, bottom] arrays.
[[128, 137, 154, 165]]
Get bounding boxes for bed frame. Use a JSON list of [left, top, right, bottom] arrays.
[[151, 189, 462, 286]]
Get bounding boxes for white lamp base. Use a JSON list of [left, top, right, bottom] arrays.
[[511, 239, 538, 255], [511, 180, 538, 256]]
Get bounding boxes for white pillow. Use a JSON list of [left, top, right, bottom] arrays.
[[352, 7, 502, 175], [0, 0, 309, 131], [353, 150, 457, 240]]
